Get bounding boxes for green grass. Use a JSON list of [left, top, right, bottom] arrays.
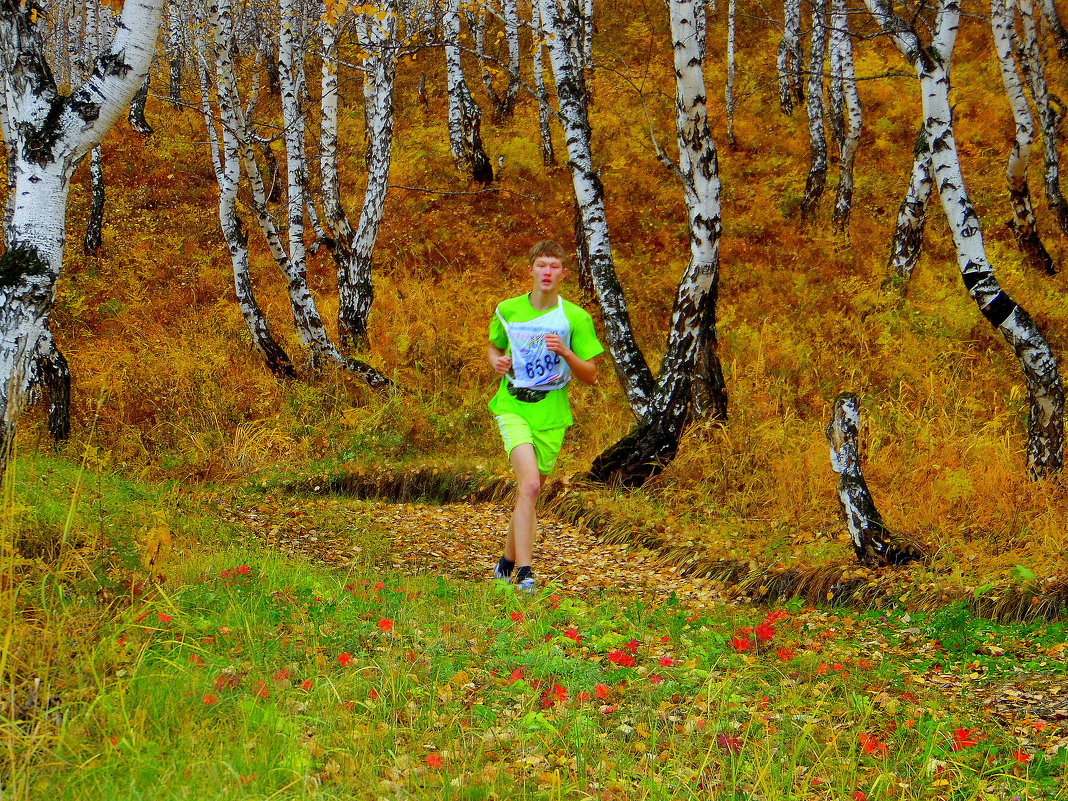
[[3, 461, 1068, 800]]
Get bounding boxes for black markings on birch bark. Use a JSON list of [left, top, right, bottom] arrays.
[[826, 394, 922, 565], [867, 0, 1064, 479], [801, 0, 828, 221], [777, 0, 804, 115], [1015, 0, 1068, 237], [444, 0, 493, 184], [84, 145, 105, 255], [829, 0, 862, 231], [886, 127, 932, 282], [991, 0, 1054, 275], [128, 76, 153, 136]]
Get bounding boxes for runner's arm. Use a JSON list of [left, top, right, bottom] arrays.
[[488, 343, 512, 375]]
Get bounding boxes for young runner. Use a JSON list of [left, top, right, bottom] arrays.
[[487, 240, 604, 592]]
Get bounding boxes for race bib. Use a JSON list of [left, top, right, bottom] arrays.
[[498, 300, 572, 391]]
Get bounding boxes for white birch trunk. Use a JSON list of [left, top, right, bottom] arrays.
[[538, 0, 654, 420], [826, 393, 920, 564], [866, 0, 1064, 478], [167, 0, 184, 108], [887, 128, 933, 280], [829, 0, 862, 230], [582, 0, 595, 66], [725, 0, 737, 148], [531, 0, 556, 166], [444, 0, 493, 182], [801, 0, 828, 220], [992, 0, 1054, 274], [323, 7, 398, 349], [1016, 0, 1068, 236], [198, 0, 295, 379], [777, 0, 804, 115], [502, 0, 521, 116], [1037, 0, 1068, 58], [0, 0, 163, 459]]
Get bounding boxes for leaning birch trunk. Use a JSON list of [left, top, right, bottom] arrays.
[[866, 0, 1064, 479], [324, 8, 399, 350], [992, 0, 1054, 275], [538, 0, 655, 421], [725, 0, 737, 148], [1016, 0, 1068, 237], [777, 0, 804, 115], [826, 393, 920, 564], [1037, 0, 1068, 59], [829, 0, 862, 231], [800, 0, 828, 221], [198, 4, 295, 379], [0, 0, 164, 463], [886, 128, 933, 282], [531, 1, 556, 166], [443, 0, 493, 183], [588, 0, 726, 486]]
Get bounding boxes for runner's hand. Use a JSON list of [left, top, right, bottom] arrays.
[[544, 334, 570, 357], [493, 355, 512, 375]]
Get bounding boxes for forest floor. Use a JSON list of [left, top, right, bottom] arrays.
[[214, 489, 1068, 738]]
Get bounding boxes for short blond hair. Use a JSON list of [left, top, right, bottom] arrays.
[[528, 239, 568, 267]]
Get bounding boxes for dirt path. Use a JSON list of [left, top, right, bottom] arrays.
[[217, 493, 734, 608]]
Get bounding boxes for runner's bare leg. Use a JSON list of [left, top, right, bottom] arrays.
[[504, 443, 546, 566]]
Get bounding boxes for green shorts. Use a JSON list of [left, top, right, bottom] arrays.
[[495, 414, 568, 475]]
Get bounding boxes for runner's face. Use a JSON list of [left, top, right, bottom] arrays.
[[530, 256, 567, 292]]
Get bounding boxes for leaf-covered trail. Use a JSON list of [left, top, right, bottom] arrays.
[[218, 493, 733, 608]]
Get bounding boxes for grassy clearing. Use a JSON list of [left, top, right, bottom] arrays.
[[4, 461, 1067, 800]]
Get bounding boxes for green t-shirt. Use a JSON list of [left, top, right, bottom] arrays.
[[488, 294, 605, 429]]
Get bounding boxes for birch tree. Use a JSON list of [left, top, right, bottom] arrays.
[[531, 0, 556, 165], [1016, 0, 1068, 237], [828, 0, 862, 230], [167, 0, 185, 108], [321, 1, 400, 349], [467, 0, 521, 121], [777, 0, 804, 115], [195, 0, 296, 379], [866, 0, 1063, 479], [886, 127, 932, 281], [444, 0, 493, 182], [0, 0, 164, 463], [992, 0, 1054, 275], [1037, 0, 1068, 59], [800, 0, 828, 220], [725, 0, 737, 148], [537, 0, 655, 420], [581, 0, 728, 485]]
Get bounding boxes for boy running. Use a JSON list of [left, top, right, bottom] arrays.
[[487, 240, 604, 592]]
